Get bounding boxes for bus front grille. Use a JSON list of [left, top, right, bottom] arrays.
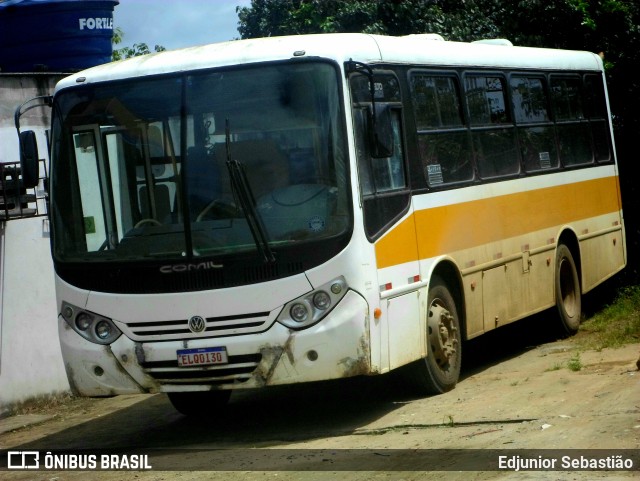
[[140, 353, 262, 385], [119, 311, 274, 341]]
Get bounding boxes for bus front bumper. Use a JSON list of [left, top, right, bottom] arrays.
[[58, 290, 371, 396]]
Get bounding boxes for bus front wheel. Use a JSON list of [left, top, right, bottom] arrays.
[[167, 390, 231, 416], [555, 244, 581, 336], [405, 276, 462, 394]]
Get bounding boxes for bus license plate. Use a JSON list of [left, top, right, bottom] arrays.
[[177, 347, 228, 367]]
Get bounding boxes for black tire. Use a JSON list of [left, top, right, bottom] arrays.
[[555, 244, 581, 336], [405, 276, 462, 394], [167, 390, 231, 417]]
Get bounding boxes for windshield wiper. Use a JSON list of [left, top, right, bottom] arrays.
[[224, 121, 275, 264]]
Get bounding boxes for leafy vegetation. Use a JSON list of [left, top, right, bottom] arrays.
[[111, 27, 166, 61], [545, 362, 564, 372], [566, 353, 583, 371], [577, 286, 640, 350]]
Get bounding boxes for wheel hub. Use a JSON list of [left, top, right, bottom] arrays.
[[428, 303, 459, 366]]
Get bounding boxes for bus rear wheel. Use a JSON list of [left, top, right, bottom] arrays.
[[405, 276, 462, 394], [167, 390, 231, 416], [555, 244, 581, 336]]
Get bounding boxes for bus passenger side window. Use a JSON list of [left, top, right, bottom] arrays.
[[371, 110, 405, 192], [584, 74, 612, 163], [510, 76, 558, 172], [351, 70, 409, 239], [550, 76, 593, 166], [354, 107, 406, 193], [410, 73, 473, 186], [465, 75, 520, 179], [354, 108, 374, 196]]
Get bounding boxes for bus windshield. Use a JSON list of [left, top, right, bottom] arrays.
[[50, 62, 350, 264]]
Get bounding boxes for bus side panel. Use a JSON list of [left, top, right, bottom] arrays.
[[386, 290, 424, 371], [524, 243, 557, 316], [478, 252, 555, 333], [461, 269, 484, 339], [481, 264, 510, 331], [373, 209, 424, 373], [454, 234, 557, 340], [579, 218, 626, 292]]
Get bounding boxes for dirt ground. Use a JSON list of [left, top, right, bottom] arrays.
[[1, 312, 639, 481]]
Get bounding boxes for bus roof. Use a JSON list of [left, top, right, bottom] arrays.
[[55, 33, 604, 91]]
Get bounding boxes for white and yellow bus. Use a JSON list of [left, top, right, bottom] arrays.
[[19, 33, 625, 415]]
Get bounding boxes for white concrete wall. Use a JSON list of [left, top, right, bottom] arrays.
[[0, 218, 69, 409], [0, 73, 71, 410]]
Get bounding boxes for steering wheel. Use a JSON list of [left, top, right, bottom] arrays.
[[134, 218, 162, 228]]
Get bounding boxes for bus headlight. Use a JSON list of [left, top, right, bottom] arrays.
[[75, 313, 92, 331], [290, 303, 310, 323], [278, 277, 348, 330], [61, 301, 122, 345], [95, 320, 114, 340], [313, 291, 331, 310]]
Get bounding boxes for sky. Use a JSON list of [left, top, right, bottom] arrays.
[[112, 0, 253, 51]]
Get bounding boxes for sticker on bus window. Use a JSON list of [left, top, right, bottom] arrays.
[[427, 164, 444, 185], [84, 216, 96, 234], [308, 216, 326, 233], [374, 82, 384, 99], [539, 152, 551, 169]]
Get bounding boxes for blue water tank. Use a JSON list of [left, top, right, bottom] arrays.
[[0, 0, 119, 72]]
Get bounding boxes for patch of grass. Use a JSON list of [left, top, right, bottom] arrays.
[[2, 391, 76, 418], [545, 362, 563, 372], [577, 285, 640, 350], [567, 353, 582, 372], [443, 414, 455, 427]]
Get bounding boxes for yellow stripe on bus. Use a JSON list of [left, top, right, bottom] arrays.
[[375, 176, 621, 269]]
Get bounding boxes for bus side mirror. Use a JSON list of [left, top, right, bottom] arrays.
[[370, 104, 394, 158], [19, 130, 40, 188]]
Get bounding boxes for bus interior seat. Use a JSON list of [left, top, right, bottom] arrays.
[[139, 183, 172, 223]]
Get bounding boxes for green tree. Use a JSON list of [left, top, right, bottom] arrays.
[[236, 0, 503, 40], [111, 27, 166, 61]]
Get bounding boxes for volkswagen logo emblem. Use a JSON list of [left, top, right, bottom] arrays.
[[188, 315, 206, 333]]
